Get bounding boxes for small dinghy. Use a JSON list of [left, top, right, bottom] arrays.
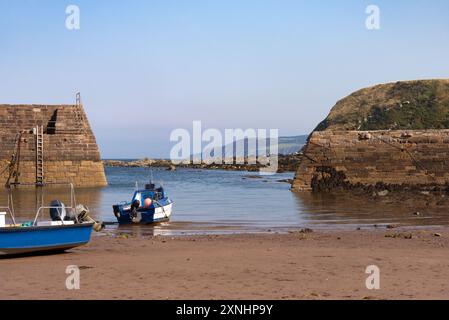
[[0, 183, 101, 256], [113, 182, 173, 224]]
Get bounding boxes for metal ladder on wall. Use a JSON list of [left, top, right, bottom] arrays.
[[74, 92, 85, 133], [35, 125, 44, 186]]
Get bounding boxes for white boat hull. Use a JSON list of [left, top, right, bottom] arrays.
[[152, 203, 173, 222]]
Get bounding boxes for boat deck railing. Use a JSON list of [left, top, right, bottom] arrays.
[[0, 191, 16, 225], [1, 183, 78, 227], [33, 206, 77, 226]]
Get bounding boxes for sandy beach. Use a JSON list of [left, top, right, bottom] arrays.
[[1, 227, 448, 300]]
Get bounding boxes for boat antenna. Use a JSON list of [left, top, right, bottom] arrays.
[[143, 161, 154, 184]]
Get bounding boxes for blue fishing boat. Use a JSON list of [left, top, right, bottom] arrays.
[[113, 182, 173, 224], [0, 223, 94, 256], [0, 183, 100, 256]]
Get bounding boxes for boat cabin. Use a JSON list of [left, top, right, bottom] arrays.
[[132, 184, 165, 205]]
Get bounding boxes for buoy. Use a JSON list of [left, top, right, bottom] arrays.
[[144, 198, 152, 207]]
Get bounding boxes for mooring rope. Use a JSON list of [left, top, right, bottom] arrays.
[[3, 132, 23, 187]]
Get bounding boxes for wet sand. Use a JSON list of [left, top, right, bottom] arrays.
[[1, 228, 449, 300]]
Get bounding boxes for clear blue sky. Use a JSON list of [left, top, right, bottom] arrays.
[[1, 0, 448, 158]]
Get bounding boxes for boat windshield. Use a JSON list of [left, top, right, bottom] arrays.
[[134, 191, 155, 202]]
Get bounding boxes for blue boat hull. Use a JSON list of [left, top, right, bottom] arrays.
[[117, 211, 170, 225], [0, 223, 94, 256]]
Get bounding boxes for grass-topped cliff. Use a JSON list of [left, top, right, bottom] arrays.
[[314, 79, 449, 131]]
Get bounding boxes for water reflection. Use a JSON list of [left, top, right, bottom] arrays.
[[292, 191, 449, 228], [104, 221, 258, 237], [1, 167, 449, 234], [0, 186, 105, 224]]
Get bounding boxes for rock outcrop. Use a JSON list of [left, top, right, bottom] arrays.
[[292, 80, 449, 191], [314, 79, 449, 131], [104, 154, 302, 173]]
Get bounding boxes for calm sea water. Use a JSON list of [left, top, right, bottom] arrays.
[[1, 167, 449, 235]]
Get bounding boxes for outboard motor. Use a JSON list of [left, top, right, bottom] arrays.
[[62, 204, 87, 222], [74, 204, 89, 220], [73, 204, 104, 231], [130, 199, 140, 221], [49, 200, 67, 221], [113, 205, 121, 219]]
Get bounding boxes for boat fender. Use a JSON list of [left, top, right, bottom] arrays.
[[49, 200, 67, 221], [144, 198, 152, 207]]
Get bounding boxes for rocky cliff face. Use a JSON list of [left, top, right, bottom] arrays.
[[0, 104, 107, 187], [293, 80, 449, 192]]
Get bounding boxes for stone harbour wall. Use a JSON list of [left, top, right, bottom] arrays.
[[0, 104, 107, 187], [292, 130, 449, 191]]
